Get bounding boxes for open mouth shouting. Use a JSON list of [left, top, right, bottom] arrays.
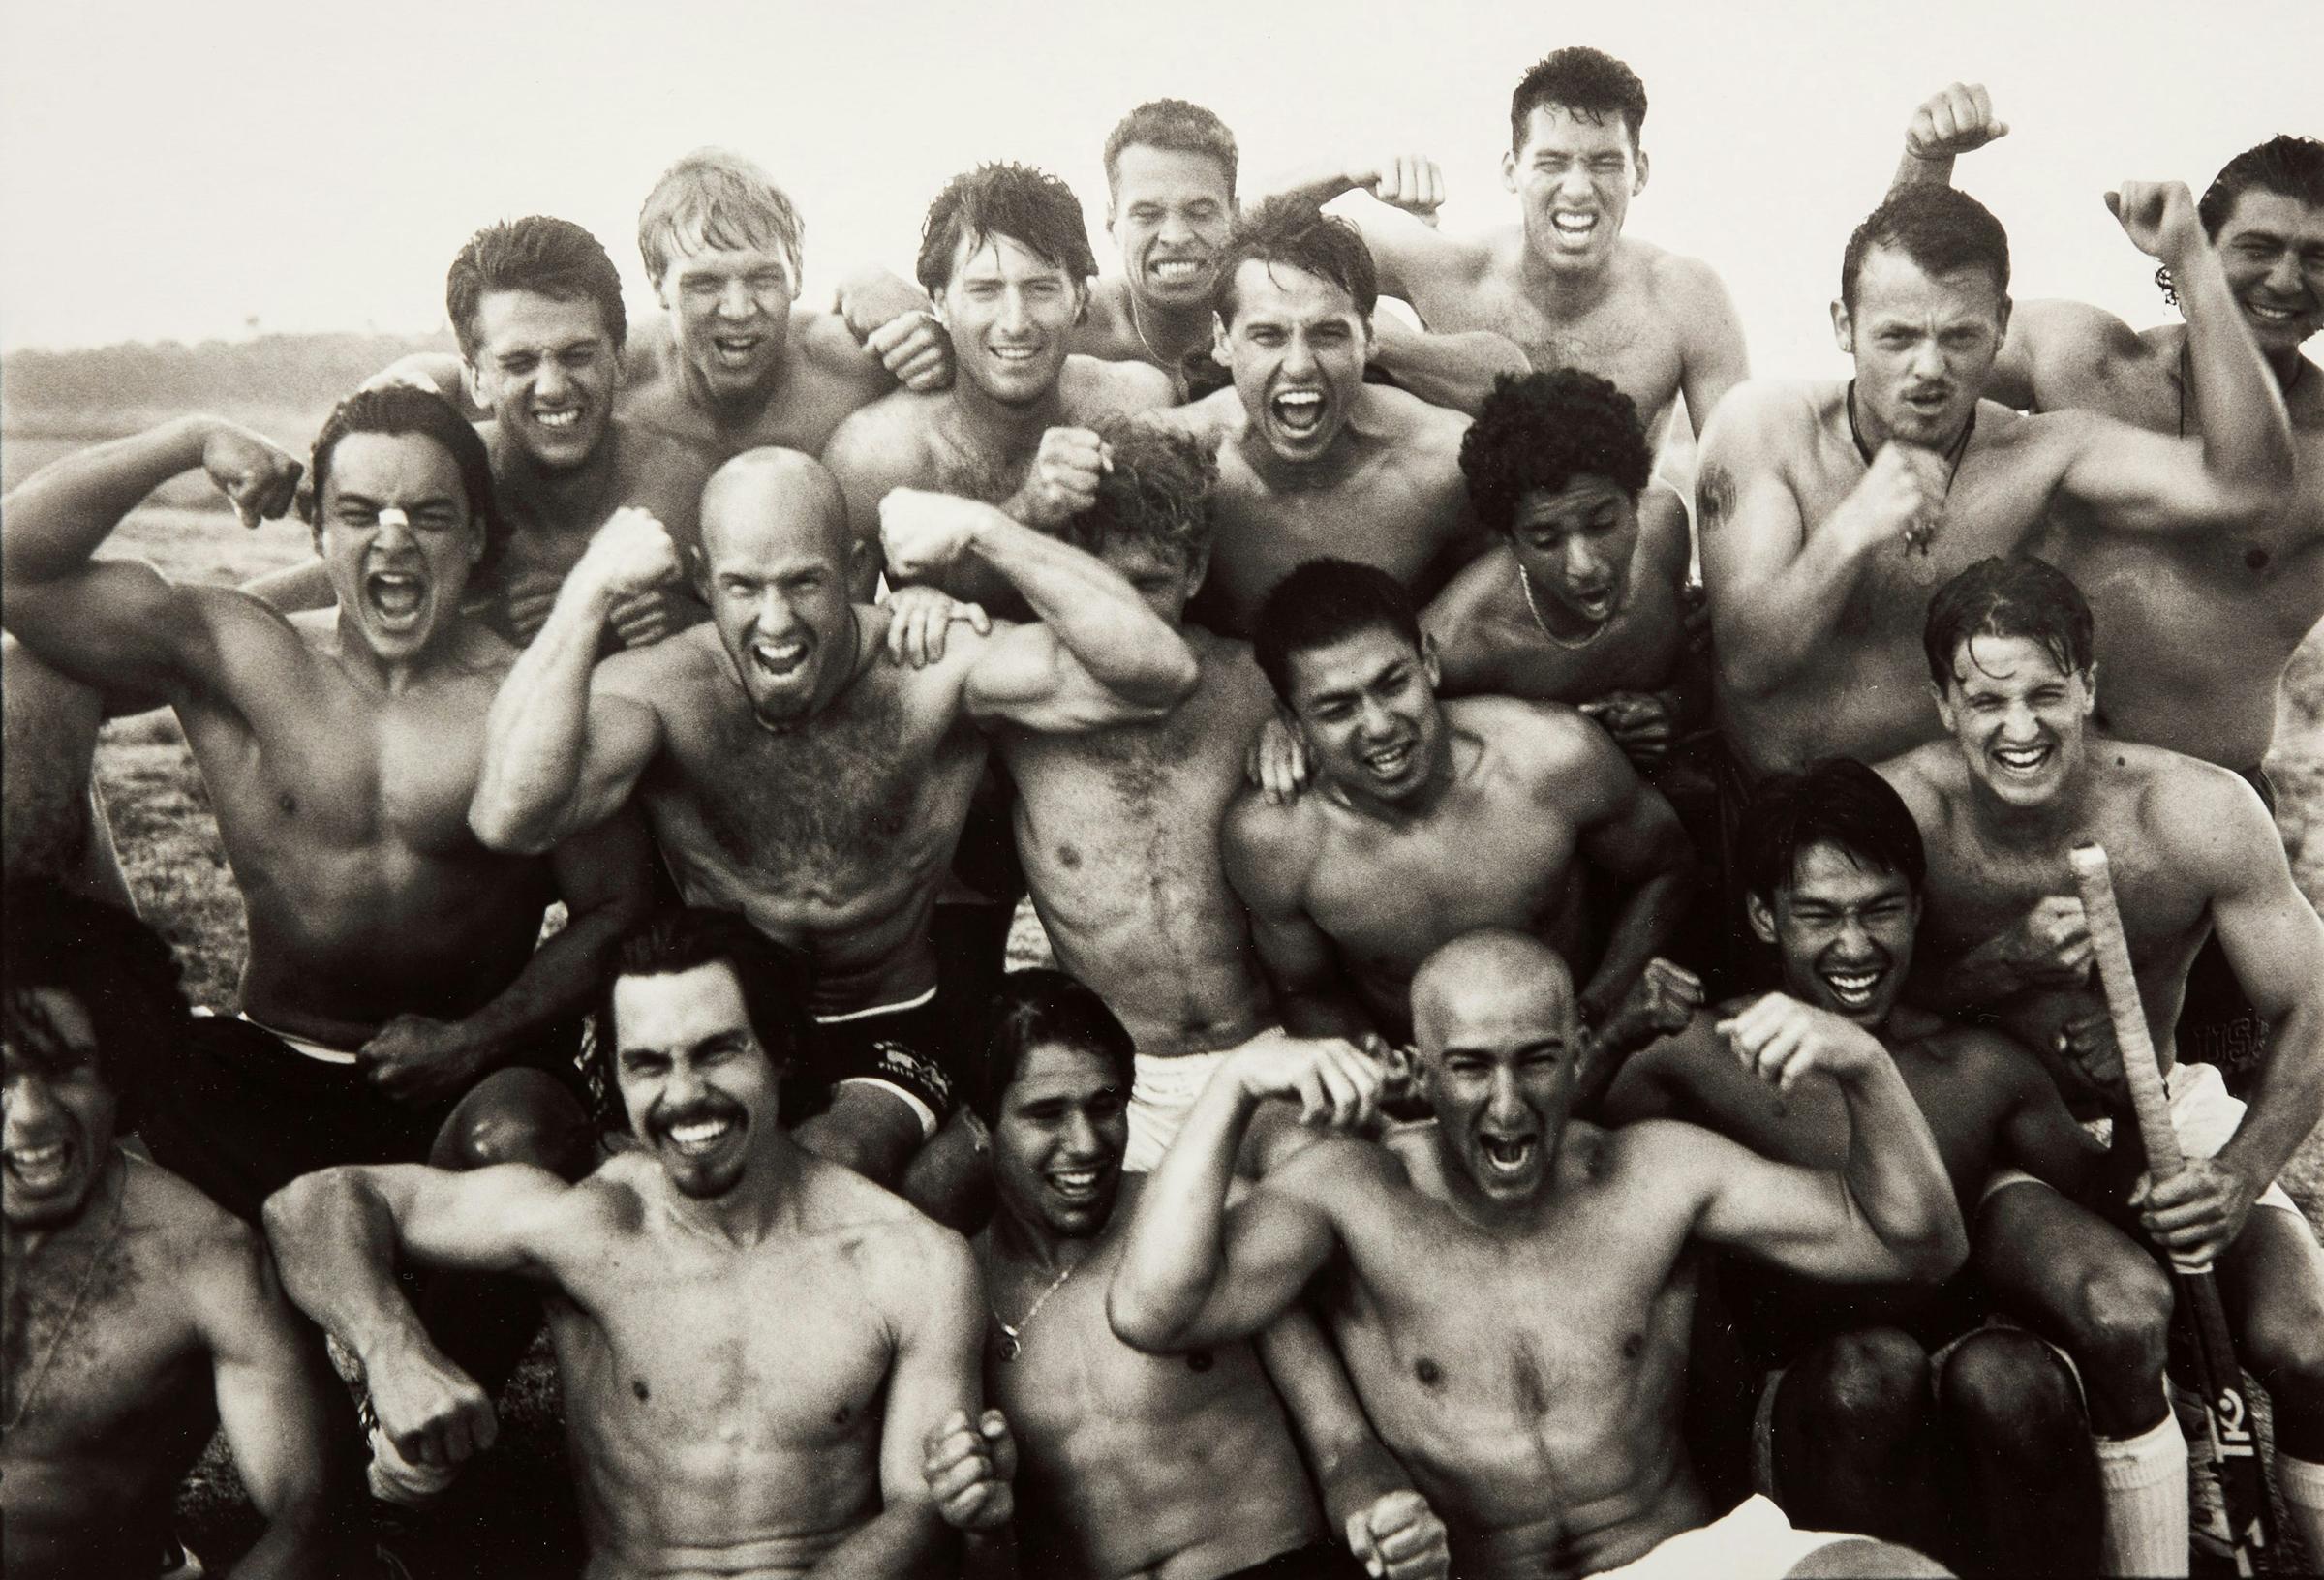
[[747, 632, 814, 691], [363, 566, 430, 635], [1562, 582, 1618, 623], [654, 1101, 749, 1186], [4, 1137, 74, 1196], [1477, 1130, 1540, 1185], [1989, 741, 2054, 780], [710, 332, 765, 370], [1045, 1160, 1115, 1211], [1548, 208, 1601, 248]]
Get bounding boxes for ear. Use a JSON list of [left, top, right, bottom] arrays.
[[1212, 312, 1233, 367], [1184, 540, 1213, 592], [1074, 279, 1092, 330], [1501, 149, 1519, 195], [1930, 680, 1957, 735], [462, 358, 492, 413], [1421, 631, 1443, 691], [1633, 148, 1650, 195], [1105, 203, 1117, 239], [2080, 662, 2098, 717], [1745, 889, 1778, 946], [1995, 293, 2015, 344], [845, 536, 874, 593], [1830, 300, 1854, 356]]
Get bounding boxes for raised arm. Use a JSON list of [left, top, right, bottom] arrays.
[[832, 265, 953, 393], [1684, 993, 1967, 1282], [2, 413, 303, 698], [189, 1219, 366, 1580], [470, 508, 672, 853], [805, 1222, 982, 1578], [1109, 1038, 1376, 1352], [1262, 1307, 1451, 1579], [1698, 387, 1937, 702], [877, 490, 1199, 732], [1887, 82, 2010, 197], [2053, 182, 2295, 530], [261, 1162, 582, 1478], [818, 407, 921, 600], [360, 804, 660, 1107], [1370, 317, 1532, 416], [1544, 711, 1695, 1026]]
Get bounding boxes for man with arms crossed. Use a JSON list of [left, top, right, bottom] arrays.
[[1701, 178, 2293, 782], [1161, 200, 1482, 638], [920, 969, 1451, 1579], [1084, 100, 1525, 412], [470, 456, 1197, 1206], [1270, 47, 1747, 465], [1106, 927, 1960, 1578], [1603, 761, 2182, 1578], [822, 162, 1177, 610], [264, 906, 991, 1580], [5, 884, 365, 1580], [1879, 555, 2324, 1563], [1225, 557, 1691, 1049]]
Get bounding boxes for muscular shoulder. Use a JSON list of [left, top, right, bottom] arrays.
[[617, 418, 719, 489], [822, 387, 939, 478], [596, 622, 722, 709], [1636, 487, 1693, 583], [1873, 741, 1961, 819], [2127, 745, 2278, 876], [1642, 246, 1740, 332], [802, 1159, 977, 1290], [1357, 382, 1470, 459], [1063, 354, 1177, 421], [1452, 694, 1620, 789], [1221, 784, 1329, 899], [1147, 386, 1244, 447], [1698, 379, 1826, 464], [1270, 1129, 1411, 1212], [127, 1155, 280, 1332]]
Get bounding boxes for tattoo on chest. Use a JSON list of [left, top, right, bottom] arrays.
[[1697, 463, 1736, 534]]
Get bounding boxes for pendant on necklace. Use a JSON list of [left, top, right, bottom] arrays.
[[999, 1329, 1023, 1363]]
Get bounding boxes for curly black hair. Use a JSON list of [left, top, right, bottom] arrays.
[[1458, 370, 1652, 533], [916, 163, 1098, 296], [3, 881, 192, 1132]]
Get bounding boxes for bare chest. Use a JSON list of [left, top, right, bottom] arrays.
[[1484, 579, 1688, 701], [991, 1269, 1264, 1443], [1428, 277, 1683, 425], [1305, 796, 1577, 965], [1210, 461, 1459, 600], [3, 1232, 206, 1456]]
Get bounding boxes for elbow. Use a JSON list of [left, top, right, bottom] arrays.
[[1105, 1279, 1193, 1356], [1133, 641, 1202, 711], [1902, 1205, 1972, 1285], [467, 790, 560, 858]]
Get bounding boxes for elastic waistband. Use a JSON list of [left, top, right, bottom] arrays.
[[195, 1007, 361, 1065], [813, 985, 939, 1026]]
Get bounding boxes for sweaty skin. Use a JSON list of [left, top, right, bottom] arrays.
[[1001, 624, 1281, 1057], [1, 637, 134, 909], [621, 305, 915, 461], [3, 1144, 356, 1580], [0, 416, 653, 1063], [1107, 936, 1963, 1579], [1227, 694, 1691, 1044]]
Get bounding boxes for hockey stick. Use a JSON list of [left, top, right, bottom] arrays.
[[2069, 842, 2271, 1575]]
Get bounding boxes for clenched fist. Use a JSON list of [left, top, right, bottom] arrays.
[[575, 508, 683, 602], [201, 420, 304, 530], [2105, 180, 2205, 268], [1355, 155, 1446, 224], [1904, 83, 2008, 163], [1009, 426, 1112, 528], [880, 488, 991, 581]]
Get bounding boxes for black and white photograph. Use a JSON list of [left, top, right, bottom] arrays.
[[3, 0, 2320, 1574]]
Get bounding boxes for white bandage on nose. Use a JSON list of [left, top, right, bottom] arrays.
[[377, 507, 412, 530]]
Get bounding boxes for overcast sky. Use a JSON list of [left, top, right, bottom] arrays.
[[2, 0, 2314, 380]]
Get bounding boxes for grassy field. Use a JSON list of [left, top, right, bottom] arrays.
[[15, 410, 2324, 1574]]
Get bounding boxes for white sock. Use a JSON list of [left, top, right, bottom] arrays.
[[2279, 1453, 2324, 1570], [2095, 1412, 2189, 1578]]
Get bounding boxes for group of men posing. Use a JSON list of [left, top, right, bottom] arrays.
[[5, 45, 2324, 1580]]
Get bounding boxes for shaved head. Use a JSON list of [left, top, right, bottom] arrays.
[[1411, 929, 1576, 1056], [700, 446, 850, 567]]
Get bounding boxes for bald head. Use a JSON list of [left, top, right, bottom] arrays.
[[699, 447, 851, 568], [1411, 929, 1576, 1056]]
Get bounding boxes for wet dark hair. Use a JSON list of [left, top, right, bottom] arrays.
[[307, 384, 504, 583], [1063, 417, 1217, 566], [1509, 46, 1648, 151], [2160, 135, 2324, 306], [1250, 557, 1423, 701], [446, 215, 627, 361], [971, 968, 1135, 1127], [2, 882, 189, 1132], [1842, 186, 2010, 316], [1922, 555, 2094, 691], [915, 163, 1099, 297], [1459, 370, 1653, 532], [1103, 100, 1238, 200], [638, 147, 807, 289], [1213, 197, 1378, 327], [1737, 758, 1926, 906], [594, 908, 815, 1100]]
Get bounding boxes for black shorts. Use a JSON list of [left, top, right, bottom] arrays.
[[1220, 1540, 1369, 1579], [2175, 765, 2278, 1098], [802, 988, 966, 1139], [138, 1013, 590, 1224]]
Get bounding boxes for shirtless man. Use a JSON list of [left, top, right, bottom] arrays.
[[470, 457, 1197, 1205], [920, 969, 1451, 1579], [821, 161, 1177, 610], [1700, 180, 2294, 782], [1162, 199, 1482, 638], [2, 639, 134, 907], [1223, 558, 1691, 1048], [1080, 100, 1525, 412], [1879, 555, 2324, 1563], [1107, 928, 1960, 1578], [1270, 46, 1747, 466], [1602, 760, 2183, 1577], [5, 884, 364, 1580], [1900, 101, 2324, 1090], [1, 392, 652, 1493], [263, 906, 990, 1580]]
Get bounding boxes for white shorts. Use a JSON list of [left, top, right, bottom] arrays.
[[1124, 1048, 1233, 1172], [1599, 1496, 1864, 1579], [1981, 1059, 2302, 1218]]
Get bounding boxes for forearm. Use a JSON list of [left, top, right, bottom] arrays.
[[1717, 540, 1879, 698], [261, 1172, 431, 1361], [1110, 1074, 1260, 1348], [2172, 236, 2296, 493], [1889, 146, 1956, 195], [473, 578, 618, 851], [833, 267, 933, 338], [1369, 320, 1530, 415], [1838, 1060, 1970, 1277], [241, 558, 336, 615], [1579, 868, 1690, 1026], [803, 1504, 955, 1579], [1312, 1437, 1418, 1536], [964, 506, 1195, 704], [444, 896, 632, 1066], [2217, 1004, 2324, 1201], [3, 413, 211, 581], [1263, 158, 1365, 210]]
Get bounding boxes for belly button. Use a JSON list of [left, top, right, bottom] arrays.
[[2246, 547, 2271, 572]]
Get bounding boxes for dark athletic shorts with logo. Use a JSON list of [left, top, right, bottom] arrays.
[[804, 987, 964, 1139]]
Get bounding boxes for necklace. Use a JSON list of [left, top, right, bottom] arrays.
[[1845, 380, 1976, 558], [994, 1260, 1076, 1363], [1517, 562, 1620, 651], [2, 1154, 125, 1432]]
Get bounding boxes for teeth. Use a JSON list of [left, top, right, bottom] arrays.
[[1994, 746, 2048, 771], [750, 640, 808, 675], [536, 409, 580, 430], [369, 572, 424, 619], [990, 346, 1038, 362], [1364, 743, 1412, 775], [1552, 212, 1597, 234], [2247, 303, 2297, 320], [1824, 969, 1881, 1006], [1052, 1170, 1099, 1190], [669, 1118, 734, 1154], [6, 1142, 69, 1186], [1151, 259, 1202, 280], [1480, 1137, 1536, 1173]]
